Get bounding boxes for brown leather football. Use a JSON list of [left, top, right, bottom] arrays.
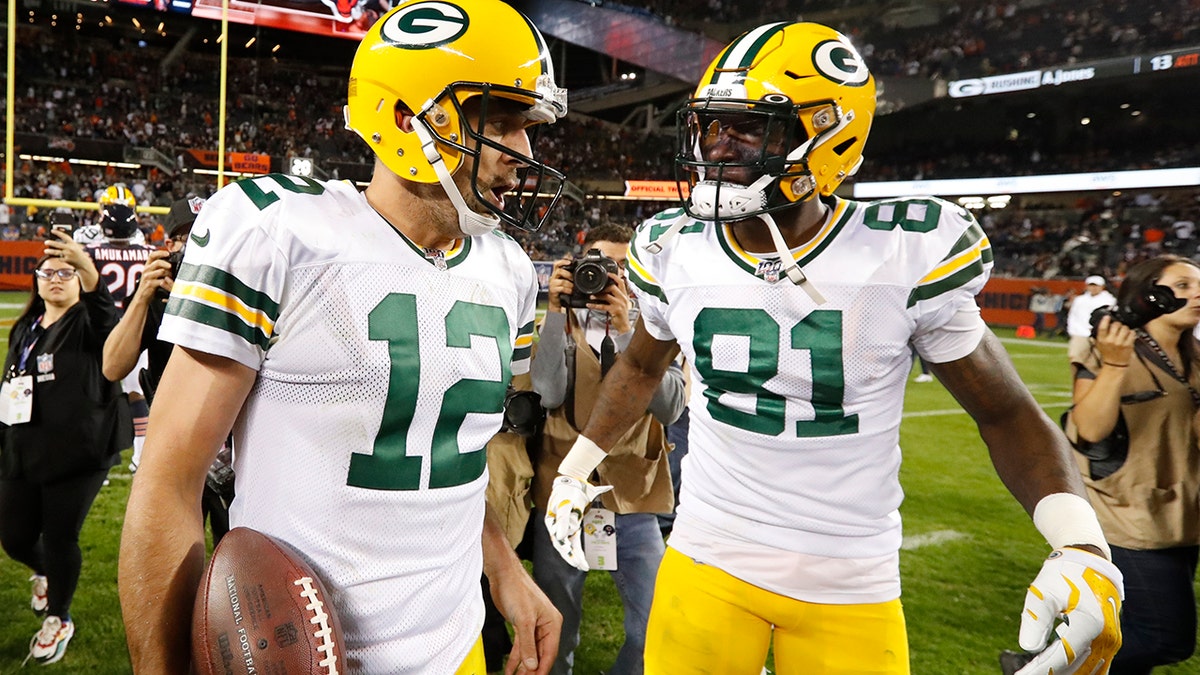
[[192, 527, 347, 675]]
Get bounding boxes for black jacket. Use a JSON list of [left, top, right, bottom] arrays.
[[0, 285, 128, 483]]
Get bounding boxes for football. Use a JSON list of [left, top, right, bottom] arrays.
[[192, 527, 346, 675]]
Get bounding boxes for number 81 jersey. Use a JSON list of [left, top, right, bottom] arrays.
[[158, 175, 538, 673], [627, 195, 992, 563]]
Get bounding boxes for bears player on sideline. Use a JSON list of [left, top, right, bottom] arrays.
[[89, 184, 155, 472], [543, 22, 1123, 675], [118, 1, 566, 673]]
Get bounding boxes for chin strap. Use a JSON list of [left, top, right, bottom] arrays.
[[412, 105, 500, 237], [760, 211, 825, 303]]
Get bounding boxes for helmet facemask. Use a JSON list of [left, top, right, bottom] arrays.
[[675, 96, 855, 224], [410, 82, 565, 235]]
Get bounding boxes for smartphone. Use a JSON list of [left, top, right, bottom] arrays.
[[50, 213, 74, 234]]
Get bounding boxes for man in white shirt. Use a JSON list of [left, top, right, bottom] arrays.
[[1066, 275, 1116, 369]]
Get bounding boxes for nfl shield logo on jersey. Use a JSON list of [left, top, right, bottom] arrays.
[[36, 353, 53, 375], [755, 259, 783, 283]]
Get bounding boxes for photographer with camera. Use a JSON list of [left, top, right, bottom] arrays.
[[101, 196, 233, 545], [530, 223, 685, 675], [1066, 254, 1200, 673]]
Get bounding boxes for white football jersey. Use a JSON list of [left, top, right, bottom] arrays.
[[159, 174, 538, 673], [627, 196, 992, 581]]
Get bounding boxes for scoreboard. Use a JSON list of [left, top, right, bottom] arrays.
[[947, 45, 1200, 99]]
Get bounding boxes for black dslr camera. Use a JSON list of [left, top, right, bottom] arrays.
[[1090, 283, 1186, 335], [499, 387, 544, 437], [560, 248, 619, 309], [166, 249, 185, 279]]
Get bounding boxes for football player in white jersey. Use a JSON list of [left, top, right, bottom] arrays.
[[544, 22, 1123, 675], [119, 1, 567, 673]]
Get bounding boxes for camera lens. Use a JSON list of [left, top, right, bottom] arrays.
[[575, 262, 607, 295]]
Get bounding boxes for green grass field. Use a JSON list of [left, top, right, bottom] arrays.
[[0, 290, 1197, 673]]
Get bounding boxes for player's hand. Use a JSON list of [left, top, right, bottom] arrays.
[[1015, 548, 1123, 675], [544, 475, 612, 572], [487, 561, 561, 675]]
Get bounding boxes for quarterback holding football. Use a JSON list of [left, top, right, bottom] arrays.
[[544, 21, 1123, 675], [119, 0, 566, 673]]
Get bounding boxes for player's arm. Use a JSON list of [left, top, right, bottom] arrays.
[[118, 347, 257, 673], [543, 318, 678, 570], [482, 504, 561, 675], [929, 331, 1122, 675], [103, 251, 170, 381]]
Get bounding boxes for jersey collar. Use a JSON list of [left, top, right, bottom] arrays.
[[715, 196, 856, 277]]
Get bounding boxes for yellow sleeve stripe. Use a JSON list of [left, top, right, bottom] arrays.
[[172, 280, 276, 338]]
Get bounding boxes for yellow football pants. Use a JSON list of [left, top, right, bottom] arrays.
[[645, 547, 910, 675], [455, 636, 487, 675]]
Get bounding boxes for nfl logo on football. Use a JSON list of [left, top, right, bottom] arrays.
[[756, 259, 783, 283]]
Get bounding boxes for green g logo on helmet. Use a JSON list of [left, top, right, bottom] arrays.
[[380, 1, 469, 49], [812, 39, 870, 86]]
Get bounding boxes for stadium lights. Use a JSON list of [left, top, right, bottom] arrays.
[[131, 17, 141, 28], [17, 154, 141, 170], [272, 44, 281, 53], [1080, 117, 1091, 125], [986, 195, 1012, 209], [245, 37, 256, 48]]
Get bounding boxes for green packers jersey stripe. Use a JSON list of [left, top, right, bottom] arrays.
[[626, 243, 667, 303], [177, 263, 280, 320], [513, 319, 535, 361], [714, 197, 857, 277], [797, 199, 857, 267], [165, 296, 273, 351], [709, 22, 788, 85], [944, 221, 990, 260], [907, 257, 986, 307]]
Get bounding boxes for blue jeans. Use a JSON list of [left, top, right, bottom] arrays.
[[533, 508, 665, 675], [1109, 544, 1198, 674]]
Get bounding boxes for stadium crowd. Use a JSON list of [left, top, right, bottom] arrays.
[[590, 0, 1200, 82]]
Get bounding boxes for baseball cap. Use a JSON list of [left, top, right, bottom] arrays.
[[165, 196, 206, 238], [1085, 275, 1106, 286]]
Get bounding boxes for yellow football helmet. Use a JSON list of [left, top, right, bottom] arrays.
[[99, 183, 139, 240], [676, 22, 876, 222], [344, 0, 567, 234], [100, 184, 137, 209]]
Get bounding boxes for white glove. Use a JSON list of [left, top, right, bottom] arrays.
[[544, 475, 612, 572], [1016, 548, 1124, 675]]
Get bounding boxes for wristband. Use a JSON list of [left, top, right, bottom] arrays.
[[1033, 492, 1112, 561], [557, 435, 608, 480]]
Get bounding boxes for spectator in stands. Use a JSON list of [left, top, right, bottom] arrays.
[[530, 223, 685, 675], [1067, 275, 1116, 369], [0, 231, 127, 665], [1065, 254, 1200, 672]]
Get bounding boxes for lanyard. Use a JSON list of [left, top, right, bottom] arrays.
[[16, 315, 43, 375]]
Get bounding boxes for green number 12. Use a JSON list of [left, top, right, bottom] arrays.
[[346, 294, 511, 490]]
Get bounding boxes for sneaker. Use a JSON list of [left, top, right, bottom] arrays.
[[914, 373, 934, 383], [28, 615, 74, 665], [29, 575, 47, 615]]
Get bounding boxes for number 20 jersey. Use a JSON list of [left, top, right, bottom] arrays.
[[627, 195, 993, 581], [158, 175, 538, 673]]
